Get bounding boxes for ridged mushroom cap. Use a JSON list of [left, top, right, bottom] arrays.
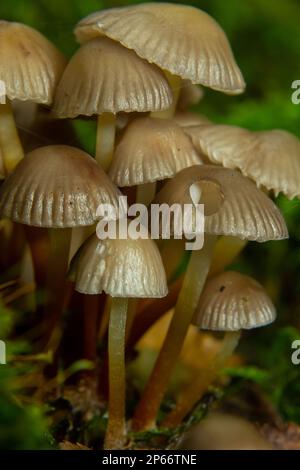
[[174, 112, 212, 128], [188, 125, 300, 200], [193, 271, 276, 330], [0, 145, 124, 228], [154, 165, 288, 242], [53, 36, 172, 118], [178, 81, 203, 110], [109, 116, 202, 186], [0, 21, 66, 104], [75, 3, 245, 94], [71, 230, 168, 297]]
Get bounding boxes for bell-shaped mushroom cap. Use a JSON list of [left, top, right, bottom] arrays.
[[188, 125, 300, 200], [0, 145, 124, 228], [154, 165, 288, 242], [178, 81, 203, 110], [174, 112, 212, 128], [71, 230, 168, 297], [53, 37, 172, 118], [109, 116, 202, 186], [0, 21, 66, 104], [75, 4, 245, 94], [193, 271, 276, 330]]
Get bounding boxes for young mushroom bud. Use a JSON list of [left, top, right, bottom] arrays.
[[163, 271, 276, 427], [71, 228, 167, 449], [0, 21, 66, 173]]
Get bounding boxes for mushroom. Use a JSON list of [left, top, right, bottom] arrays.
[[177, 80, 203, 111], [0, 145, 124, 343], [132, 165, 288, 431], [186, 124, 300, 200], [75, 3, 246, 106], [71, 227, 167, 449], [108, 116, 202, 205], [163, 271, 276, 427], [0, 21, 66, 173], [53, 36, 172, 170]]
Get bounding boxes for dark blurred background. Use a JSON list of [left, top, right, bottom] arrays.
[[0, 0, 300, 445]]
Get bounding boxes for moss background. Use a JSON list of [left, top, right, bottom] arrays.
[[0, 0, 300, 448]]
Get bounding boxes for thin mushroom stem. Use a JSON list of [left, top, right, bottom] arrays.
[[136, 182, 157, 206], [0, 100, 24, 173], [132, 234, 217, 431], [136, 72, 182, 204], [162, 331, 241, 428], [43, 228, 72, 348], [104, 297, 129, 450], [96, 113, 117, 171], [209, 236, 247, 277]]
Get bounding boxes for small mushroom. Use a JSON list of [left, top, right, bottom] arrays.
[[177, 80, 204, 111], [186, 124, 300, 200], [0, 145, 124, 343], [71, 228, 167, 449], [163, 271, 276, 427], [0, 21, 66, 173], [75, 3, 245, 99], [53, 37, 172, 171], [133, 165, 287, 431], [109, 116, 202, 204]]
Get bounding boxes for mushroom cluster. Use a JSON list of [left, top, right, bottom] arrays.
[[0, 2, 296, 451]]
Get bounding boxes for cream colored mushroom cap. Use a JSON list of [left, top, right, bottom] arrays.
[[72, 231, 168, 297], [0, 21, 66, 104], [193, 271, 276, 330], [154, 165, 288, 242], [53, 36, 172, 118], [0, 145, 124, 228], [109, 116, 202, 186], [188, 125, 300, 199], [75, 3, 245, 94]]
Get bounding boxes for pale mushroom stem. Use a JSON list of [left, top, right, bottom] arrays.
[[136, 182, 157, 206], [104, 297, 129, 450], [209, 236, 247, 277], [0, 100, 24, 174], [136, 73, 182, 205], [96, 113, 117, 171], [162, 331, 241, 428], [132, 234, 217, 431], [44, 228, 72, 347]]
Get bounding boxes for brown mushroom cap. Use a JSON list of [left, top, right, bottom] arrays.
[[0, 145, 124, 228], [154, 165, 288, 242], [193, 271, 276, 330], [0, 21, 66, 104], [75, 4, 245, 94], [71, 230, 168, 297], [53, 36, 172, 118], [109, 116, 202, 186], [187, 125, 300, 199]]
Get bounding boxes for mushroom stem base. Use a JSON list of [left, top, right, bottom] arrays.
[[162, 330, 241, 428], [104, 297, 128, 450], [132, 234, 216, 431]]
